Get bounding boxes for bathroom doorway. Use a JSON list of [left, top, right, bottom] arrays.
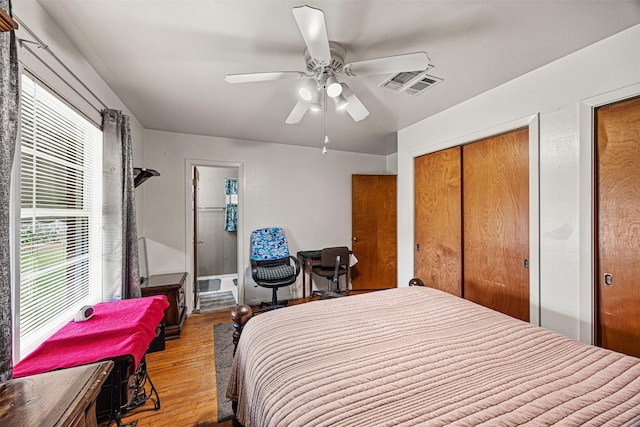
[[192, 165, 239, 313]]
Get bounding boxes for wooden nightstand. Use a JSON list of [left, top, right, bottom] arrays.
[[141, 272, 187, 339]]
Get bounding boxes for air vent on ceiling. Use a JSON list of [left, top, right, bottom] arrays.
[[380, 70, 443, 96]]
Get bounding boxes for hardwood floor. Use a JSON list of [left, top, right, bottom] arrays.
[[115, 309, 235, 427]]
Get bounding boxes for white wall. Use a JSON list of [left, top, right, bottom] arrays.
[[386, 153, 398, 174], [13, 0, 147, 232], [142, 130, 388, 311], [397, 24, 640, 342]]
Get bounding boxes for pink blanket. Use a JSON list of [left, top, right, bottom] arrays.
[[229, 287, 640, 426], [13, 295, 169, 378]]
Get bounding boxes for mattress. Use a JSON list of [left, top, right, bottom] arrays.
[[227, 286, 640, 426]]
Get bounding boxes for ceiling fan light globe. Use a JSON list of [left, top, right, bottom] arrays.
[[299, 87, 313, 101], [326, 76, 342, 97], [298, 80, 317, 101], [310, 102, 322, 112], [332, 93, 349, 111]]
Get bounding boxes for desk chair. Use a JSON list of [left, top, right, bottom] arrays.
[[250, 227, 300, 312], [311, 246, 350, 298]]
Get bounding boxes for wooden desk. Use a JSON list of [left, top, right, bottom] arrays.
[[141, 272, 187, 339], [0, 361, 113, 427], [297, 250, 352, 298]]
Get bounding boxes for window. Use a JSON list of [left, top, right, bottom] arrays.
[[18, 73, 102, 357]]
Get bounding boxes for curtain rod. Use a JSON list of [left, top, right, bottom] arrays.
[[14, 14, 109, 112], [20, 43, 103, 118]]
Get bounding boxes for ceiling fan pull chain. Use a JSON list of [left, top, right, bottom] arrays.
[[322, 88, 329, 154]]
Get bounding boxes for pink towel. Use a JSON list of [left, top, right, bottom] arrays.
[[13, 295, 169, 378]]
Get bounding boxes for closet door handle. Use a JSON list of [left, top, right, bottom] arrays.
[[604, 273, 613, 286], [353, 237, 359, 243]]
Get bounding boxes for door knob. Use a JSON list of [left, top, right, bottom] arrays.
[[604, 273, 613, 286], [196, 240, 204, 245], [353, 237, 359, 242]]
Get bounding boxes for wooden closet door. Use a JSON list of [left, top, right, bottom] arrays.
[[352, 175, 397, 290], [463, 128, 529, 322], [596, 96, 640, 357], [414, 147, 462, 296]]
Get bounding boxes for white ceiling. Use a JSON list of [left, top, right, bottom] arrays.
[[36, 0, 640, 155]]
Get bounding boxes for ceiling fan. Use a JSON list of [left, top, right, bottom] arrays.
[[225, 5, 431, 124]]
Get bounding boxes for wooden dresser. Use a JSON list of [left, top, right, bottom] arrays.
[[141, 272, 187, 339], [0, 361, 113, 427]]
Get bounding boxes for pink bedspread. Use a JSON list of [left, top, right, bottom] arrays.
[[13, 295, 169, 378], [228, 287, 640, 426]]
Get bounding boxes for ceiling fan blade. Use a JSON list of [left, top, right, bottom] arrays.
[[341, 84, 369, 122], [285, 100, 310, 124], [225, 71, 306, 84], [344, 52, 430, 76], [292, 5, 331, 64]]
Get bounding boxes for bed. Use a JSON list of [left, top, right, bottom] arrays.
[[227, 282, 640, 426]]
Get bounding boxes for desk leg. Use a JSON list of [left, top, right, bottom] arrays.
[[307, 259, 313, 298], [124, 356, 160, 416], [299, 255, 306, 299]]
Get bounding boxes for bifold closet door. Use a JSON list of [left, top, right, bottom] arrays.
[[463, 128, 530, 322], [414, 146, 462, 296], [596, 96, 640, 357]]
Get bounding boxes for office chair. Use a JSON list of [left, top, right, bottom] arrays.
[[250, 227, 300, 312], [311, 246, 350, 298]]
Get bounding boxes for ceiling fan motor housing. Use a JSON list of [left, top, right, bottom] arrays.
[[305, 41, 345, 78]]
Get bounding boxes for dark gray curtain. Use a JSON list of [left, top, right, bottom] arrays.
[[102, 109, 141, 300], [0, 0, 18, 381]]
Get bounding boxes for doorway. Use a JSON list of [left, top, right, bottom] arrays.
[[192, 165, 239, 313]]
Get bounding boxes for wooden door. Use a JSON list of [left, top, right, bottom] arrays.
[[414, 147, 462, 296], [352, 175, 397, 290], [596, 96, 640, 357], [463, 128, 529, 322], [192, 166, 199, 309]]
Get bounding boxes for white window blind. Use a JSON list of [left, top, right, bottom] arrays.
[[19, 73, 103, 356]]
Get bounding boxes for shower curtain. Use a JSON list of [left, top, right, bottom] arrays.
[[224, 178, 238, 232]]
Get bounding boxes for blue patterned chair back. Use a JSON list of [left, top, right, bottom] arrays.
[[250, 227, 290, 261]]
